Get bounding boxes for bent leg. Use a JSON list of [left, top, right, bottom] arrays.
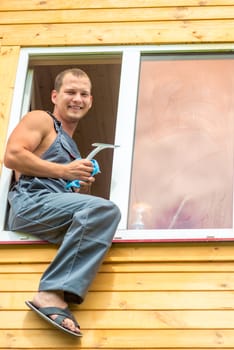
[[39, 195, 121, 303], [8, 191, 121, 302]]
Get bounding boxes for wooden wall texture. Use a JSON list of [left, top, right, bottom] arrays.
[[2, 243, 234, 349], [1, 1, 234, 349]]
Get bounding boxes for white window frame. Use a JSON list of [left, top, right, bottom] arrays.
[[1, 44, 234, 243]]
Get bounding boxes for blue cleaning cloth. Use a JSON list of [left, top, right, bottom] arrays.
[[66, 159, 100, 189]]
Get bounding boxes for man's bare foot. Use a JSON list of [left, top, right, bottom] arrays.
[[32, 291, 81, 334]]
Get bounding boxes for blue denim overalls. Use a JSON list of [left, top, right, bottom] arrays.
[[7, 112, 121, 303]]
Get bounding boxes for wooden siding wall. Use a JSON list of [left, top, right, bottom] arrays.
[[2, 0, 234, 46], [2, 243, 234, 349], [0, 243, 234, 350], [1, 1, 234, 349]]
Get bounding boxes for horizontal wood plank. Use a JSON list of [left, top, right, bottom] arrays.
[[0, 245, 57, 263], [1, 6, 234, 25], [0, 347, 222, 350], [1, 243, 234, 263], [3, 261, 234, 273], [92, 272, 234, 291], [1, 20, 234, 46], [1, 272, 234, 291], [0, 349, 231, 350], [2, 310, 234, 329], [74, 290, 234, 310], [1, 349, 222, 350], [2, 291, 234, 310], [108, 243, 234, 262], [1, 0, 234, 11], [1, 329, 234, 348]]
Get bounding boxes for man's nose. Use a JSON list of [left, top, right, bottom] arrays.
[[73, 93, 82, 101]]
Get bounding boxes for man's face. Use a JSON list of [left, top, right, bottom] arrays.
[[51, 72, 93, 122]]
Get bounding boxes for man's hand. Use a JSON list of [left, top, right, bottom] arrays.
[[74, 179, 94, 194], [64, 159, 95, 182]]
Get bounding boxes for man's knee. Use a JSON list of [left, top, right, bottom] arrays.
[[109, 200, 121, 222], [95, 197, 121, 221], [73, 196, 121, 223]]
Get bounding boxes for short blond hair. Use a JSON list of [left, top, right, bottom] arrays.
[[54, 68, 92, 91]]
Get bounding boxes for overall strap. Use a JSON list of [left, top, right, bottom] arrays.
[[46, 111, 61, 132]]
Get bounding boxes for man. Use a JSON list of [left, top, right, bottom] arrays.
[[4, 68, 121, 337]]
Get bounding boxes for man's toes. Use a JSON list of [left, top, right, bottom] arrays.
[[62, 318, 80, 333]]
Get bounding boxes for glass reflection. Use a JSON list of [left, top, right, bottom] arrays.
[[128, 57, 234, 229]]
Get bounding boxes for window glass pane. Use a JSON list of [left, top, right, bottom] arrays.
[[128, 56, 234, 230]]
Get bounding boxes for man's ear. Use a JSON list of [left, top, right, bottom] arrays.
[[89, 95, 93, 109], [51, 89, 57, 104]]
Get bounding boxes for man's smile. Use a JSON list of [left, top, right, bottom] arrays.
[[68, 105, 83, 111]]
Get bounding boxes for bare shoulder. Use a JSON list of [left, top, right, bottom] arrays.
[[21, 110, 53, 128], [17, 110, 55, 138], [6, 110, 56, 155]]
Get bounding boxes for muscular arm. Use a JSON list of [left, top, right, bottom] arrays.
[[4, 111, 94, 182], [4, 111, 65, 178]]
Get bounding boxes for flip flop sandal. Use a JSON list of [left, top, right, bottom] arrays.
[[25, 300, 82, 337]]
